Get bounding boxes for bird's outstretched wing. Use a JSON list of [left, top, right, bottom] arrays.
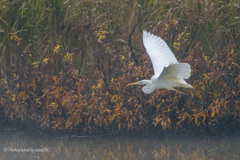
[[143, 31, 178, 77], [159, 63, 191, 80]]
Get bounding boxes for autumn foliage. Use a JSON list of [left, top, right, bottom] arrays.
[[0, 0, 239, 134]]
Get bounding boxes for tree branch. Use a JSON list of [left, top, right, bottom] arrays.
[[128, 1, 163, 66]]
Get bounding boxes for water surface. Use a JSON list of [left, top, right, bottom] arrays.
[[0, 130, 239, 160]]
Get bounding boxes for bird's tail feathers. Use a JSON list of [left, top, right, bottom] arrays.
[[175, 78, 193, 88], [178, 82, 193, 88]]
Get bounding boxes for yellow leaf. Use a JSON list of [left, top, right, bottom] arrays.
[[54, 44, 60, 52], [120, 56, 125, 60], [211, 111, 215, 118], [195, 117, 198, 124], [118, 123, 121, 130], [43, 58, 49, 63]]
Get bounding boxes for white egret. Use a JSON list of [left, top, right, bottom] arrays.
[[128, 31, 193, 94]]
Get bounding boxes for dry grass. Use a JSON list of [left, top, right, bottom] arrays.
[[0, 0, 239, 133]]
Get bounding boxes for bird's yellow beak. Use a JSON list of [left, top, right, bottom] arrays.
[[127, 82, 139, 86]]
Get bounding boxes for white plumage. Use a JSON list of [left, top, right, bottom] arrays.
[[128, 31, 192, 94], [143, 31, 178, 77]]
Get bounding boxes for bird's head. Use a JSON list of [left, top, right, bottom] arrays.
[[127, 80, 154, 94]]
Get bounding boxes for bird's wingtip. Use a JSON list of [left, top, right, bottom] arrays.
[[143, 30, 150, 40]]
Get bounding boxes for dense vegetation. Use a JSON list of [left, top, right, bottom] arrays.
[[0, 0, 239, 134]]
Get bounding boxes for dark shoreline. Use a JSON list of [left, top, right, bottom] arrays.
[[1, 120, 240, 138]]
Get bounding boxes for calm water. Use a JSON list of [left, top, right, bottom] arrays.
[[0, 130, 240, 160]]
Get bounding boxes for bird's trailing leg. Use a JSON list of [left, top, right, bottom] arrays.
[[172, 88, 185, 95], [172, 89, 208, 110]]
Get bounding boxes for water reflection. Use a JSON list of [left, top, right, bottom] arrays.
[[0, 131, 240, 160]]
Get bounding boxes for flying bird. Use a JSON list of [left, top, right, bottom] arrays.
[[128, 31, 193, 94]]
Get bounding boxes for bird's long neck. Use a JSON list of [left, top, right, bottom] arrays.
[[142, 80, 155, 94]]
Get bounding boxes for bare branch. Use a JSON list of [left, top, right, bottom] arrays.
[[128, 1, 163, 66]]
